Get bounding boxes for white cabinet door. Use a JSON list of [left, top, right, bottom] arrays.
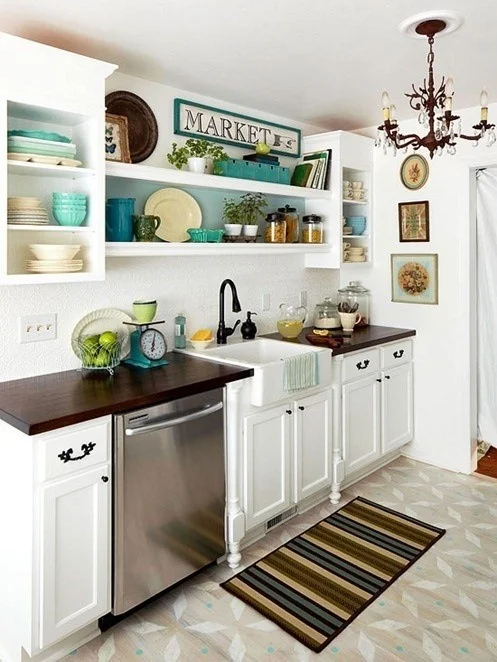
[[342, 375, 381, 475], [382, 363, 413, 453], [294, 390, 332, 502], [243, 404, 291, 530], [39, 465, 110, 648]]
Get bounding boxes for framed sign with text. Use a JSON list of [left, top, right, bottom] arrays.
[[174, 98, 301, 158]]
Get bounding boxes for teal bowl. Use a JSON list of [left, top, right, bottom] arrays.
[[52, 193, 87, 201], [53, 202, 87, 209], [53, 208, 87, 226]]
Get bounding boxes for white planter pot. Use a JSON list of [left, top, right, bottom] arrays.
[[243, 224, 258, 237], [204, 158, 214, 174], [224, 224, 242, 237], [187, 157, 207, 174]]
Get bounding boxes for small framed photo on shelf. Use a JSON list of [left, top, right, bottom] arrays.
[[391, 253, 438, 305], [398, 201, 430, 242], [105, 113, 131, 163]]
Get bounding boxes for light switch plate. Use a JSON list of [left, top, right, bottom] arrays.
[[19, 314, 57, 343], [262, 292, 270, 311], [299, 290, 308, 307]]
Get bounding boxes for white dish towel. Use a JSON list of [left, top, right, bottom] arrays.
[[283, 352, 319, 392]]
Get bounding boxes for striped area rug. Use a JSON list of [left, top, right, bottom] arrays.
[[222, 497, 445, 652]]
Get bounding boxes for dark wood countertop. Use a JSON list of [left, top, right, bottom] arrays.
[[262, 324, 416, 356], [0, 353, 253, 436]]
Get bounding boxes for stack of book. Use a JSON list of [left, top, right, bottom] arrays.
[[290, 150, 332, 189]]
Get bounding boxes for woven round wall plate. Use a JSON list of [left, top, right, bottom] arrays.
[[105, 90, 158, 163]]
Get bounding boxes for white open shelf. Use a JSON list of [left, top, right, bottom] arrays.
[[7, 161, 96, 179], [105, 161, 331, 200], [105, 241, 329, 257], [8, 225, 94, 232]]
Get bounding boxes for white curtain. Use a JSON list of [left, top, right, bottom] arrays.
[[476, 168, 497, 447]]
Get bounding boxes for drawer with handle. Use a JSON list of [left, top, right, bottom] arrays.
[[343, 348, 380, 383], [381, 340, 412, 370], [36, 417, 111, 482]]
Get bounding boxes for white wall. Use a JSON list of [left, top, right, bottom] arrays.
[[356, 103, 497, 474], [0, 73, 337, 382]]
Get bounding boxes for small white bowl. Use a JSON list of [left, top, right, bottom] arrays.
[[29, 244, 81, 260], [189, 337, 215, 350]]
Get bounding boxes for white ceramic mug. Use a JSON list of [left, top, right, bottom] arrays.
[[343, 242, 351, 249], [352, 189, 365, 200], [339, 311, 362, 331], [351, 181, 363, 190], [343, 180, 351, 188]]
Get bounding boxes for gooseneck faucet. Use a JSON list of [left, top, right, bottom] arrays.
[[217, 279, 242, 344]]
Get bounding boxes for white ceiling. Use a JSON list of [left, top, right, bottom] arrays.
[[1, 0, 495, 130]]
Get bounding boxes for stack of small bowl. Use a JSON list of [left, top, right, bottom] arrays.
[[52, 192, 88, 226]]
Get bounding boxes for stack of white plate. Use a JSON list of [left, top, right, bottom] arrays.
[[26, 259, 83, 273], [27, 244, 83, 273], [8, 197, 48, 225]]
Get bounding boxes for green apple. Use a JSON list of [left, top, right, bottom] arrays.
[[99, 330, 118, 349], [255, 142, 271, 156], [82, 334, 100, 349], [94, 349, 110, 368]]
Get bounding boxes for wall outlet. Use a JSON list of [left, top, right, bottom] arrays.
[[299, 290, 308, 307], [19, 314, 57, 343], [262, 292, 271, 311]]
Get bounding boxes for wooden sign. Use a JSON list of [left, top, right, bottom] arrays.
[[174, 98, 301, 158]]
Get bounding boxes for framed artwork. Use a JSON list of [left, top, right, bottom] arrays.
[[398, 201, 430, 242], [400, 154, 429, 190], [105, 113, 131, 163], [391, 253, 439, 304]]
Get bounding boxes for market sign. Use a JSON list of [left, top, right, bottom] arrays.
[[174, 98, 301, 158]]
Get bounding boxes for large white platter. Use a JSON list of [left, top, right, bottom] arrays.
[[71, 308, 133, 359], [144, 188, 201, 242]]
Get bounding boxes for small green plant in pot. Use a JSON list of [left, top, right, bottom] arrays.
[[167, 139, 228, 174], [222, 192, 267, 238]]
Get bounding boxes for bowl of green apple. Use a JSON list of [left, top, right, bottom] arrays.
[[77, 330, 123, 375]]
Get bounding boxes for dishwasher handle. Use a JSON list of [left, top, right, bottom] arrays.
[[125, 401, 223, 436]]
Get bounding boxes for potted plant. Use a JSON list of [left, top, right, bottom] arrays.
[[222, 192, 267, 237], [167, 138, 228, 174]]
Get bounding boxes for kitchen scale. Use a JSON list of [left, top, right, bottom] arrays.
[[122, 320, 169, 368]]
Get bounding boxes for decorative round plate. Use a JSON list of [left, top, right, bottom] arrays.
[[71, 308, 133, 359], [144, 188, 202, 242], [105, 90, 158, 163], [400, 154, 429, 190]]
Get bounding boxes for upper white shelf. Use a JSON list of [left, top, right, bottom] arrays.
[[105, 162, 332, 200], [105, 241, 329, 257], [7, 160, 96, 179]]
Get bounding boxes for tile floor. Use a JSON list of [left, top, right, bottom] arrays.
[[64, 457, 497, 661]]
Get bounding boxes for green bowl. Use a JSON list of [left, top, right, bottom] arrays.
[[53, 202, 87, 209], [52, 192, 87, 200], [8, 129, 71, 143], [187, 228, 224, 243]]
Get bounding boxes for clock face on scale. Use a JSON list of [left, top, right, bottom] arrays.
[[140, 328, 166, 360]]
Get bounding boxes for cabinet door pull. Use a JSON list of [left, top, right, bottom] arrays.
[[286, 409, 293, 415], [376, 378, 382, 383], [298, 406, 305, 411], [101, 476, 109, 483], [58, 442, 96, 463], [356, 359, 370, 370], [393, 349, 404, 359], [384, 375, 391, 379]]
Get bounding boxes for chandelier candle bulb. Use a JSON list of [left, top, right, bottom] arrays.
[[444, 77, 454, 111], [382, 91, 391, 120], [481, 89, 489, 121]]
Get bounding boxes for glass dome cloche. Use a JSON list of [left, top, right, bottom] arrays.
[[337, 281, 371, 326]]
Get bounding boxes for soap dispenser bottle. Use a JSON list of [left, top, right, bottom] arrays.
[[241, 311, 257, 340]]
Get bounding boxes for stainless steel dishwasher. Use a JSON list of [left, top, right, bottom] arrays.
[[113, 387, 225, 615]]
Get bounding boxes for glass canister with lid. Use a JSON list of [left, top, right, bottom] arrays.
[[313, 297, 341, 329], [278, 205, 299, 243], [264, 212, 287, 243], [337, 281, 371, 326], [302, 214, 323, 244]]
